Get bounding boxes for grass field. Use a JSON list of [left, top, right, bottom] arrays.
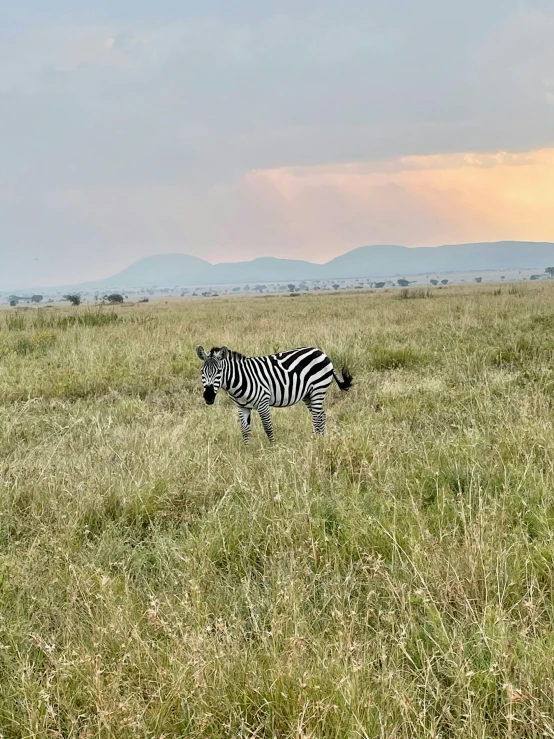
[[2, 284, 554, 737]]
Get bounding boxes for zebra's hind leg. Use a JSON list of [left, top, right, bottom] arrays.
[[257, 402, 275, 443], [304, 393, 326, 435], [238, 408, 252, 445]]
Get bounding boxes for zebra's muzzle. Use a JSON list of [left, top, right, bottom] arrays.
[[203, 386, 216, 405]]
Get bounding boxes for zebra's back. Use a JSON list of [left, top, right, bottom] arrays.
[[229, 347, 334, 408]]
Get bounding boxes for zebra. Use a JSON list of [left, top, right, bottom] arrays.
[[195, 345, 352, 443]]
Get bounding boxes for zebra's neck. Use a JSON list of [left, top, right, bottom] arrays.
[[220, 355, 243, 391]]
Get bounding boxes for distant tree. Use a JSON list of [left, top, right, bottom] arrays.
[[545, 267, 554, 278], [65, 294, 81, 306], [530, 274, 542, 280], [374, 282, 386, 288], [9, 298, 18, 307], [441, 279, 449, 285], [501, 276, 506, 281], [332, 284, 340, 290], [243, 285, 251, 292], [474, 277, 482, 283], [232, 286, 241, 293], [105, 293, 124, 304], [31, 294, 43, 303], [287, 284, 297, 292], [430, 279, 438, 285], [397, 279, 410, 287]]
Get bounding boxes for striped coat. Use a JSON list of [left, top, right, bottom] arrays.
[[196, 345, 352, 443]]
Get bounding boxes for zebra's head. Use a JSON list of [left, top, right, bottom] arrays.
[[196, 345, 229, 405]]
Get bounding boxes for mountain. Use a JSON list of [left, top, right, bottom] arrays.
[[16, 241, 554, 291], [73, 253, 212, 289], [209, 257, 326, 284], [323, 242, 554, 279]]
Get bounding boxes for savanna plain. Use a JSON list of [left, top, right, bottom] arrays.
[[2, 285, 554, 738]]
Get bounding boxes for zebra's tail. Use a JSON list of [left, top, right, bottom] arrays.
[[333, 367, 353, 391]]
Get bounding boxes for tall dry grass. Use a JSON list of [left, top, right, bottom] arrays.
[[1, 285, 554, 736]]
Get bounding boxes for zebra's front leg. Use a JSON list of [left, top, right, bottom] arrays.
[[257, 402, 275, 443], [238, 408, 252, 445]]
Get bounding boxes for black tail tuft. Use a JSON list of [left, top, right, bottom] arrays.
[[334, 367, 353, 391]]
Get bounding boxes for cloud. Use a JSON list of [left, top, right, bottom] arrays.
[[1, 1, 554, 287], [214, 147, 554, 263], [4, 1, 545, 191]]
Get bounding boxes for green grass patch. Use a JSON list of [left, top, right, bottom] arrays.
[[370, 345, 428, 369]]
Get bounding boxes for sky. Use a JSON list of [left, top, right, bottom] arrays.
[[2, 0, 554, 288]]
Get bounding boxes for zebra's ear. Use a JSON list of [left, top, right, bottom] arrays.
[[196, 345, 208, 361], [217, 346, 229, 360]]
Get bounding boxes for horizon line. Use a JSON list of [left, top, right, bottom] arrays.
[[4, 238, 554, 293]]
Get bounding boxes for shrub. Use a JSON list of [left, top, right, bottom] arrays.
[[65, 294, 82, 306], [105, 293, 124, 304]]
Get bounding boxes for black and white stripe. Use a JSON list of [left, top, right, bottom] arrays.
[[196, 345, 352, 443]]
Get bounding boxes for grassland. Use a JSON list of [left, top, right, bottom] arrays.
[[1, 284, 554, 737]]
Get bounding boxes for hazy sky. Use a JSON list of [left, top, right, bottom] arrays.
[[2, 0, 554, 288]]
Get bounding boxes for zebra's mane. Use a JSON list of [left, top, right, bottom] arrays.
[[209, 347, 246, 360]]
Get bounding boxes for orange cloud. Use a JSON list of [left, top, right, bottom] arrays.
[[53, 147, 554, 268], [223, 148, 554, 263]]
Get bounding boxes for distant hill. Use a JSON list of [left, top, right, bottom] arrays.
[[66, 253, 213, 290], [19, 241, 554, 291], [322, 242, 554, 279]]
